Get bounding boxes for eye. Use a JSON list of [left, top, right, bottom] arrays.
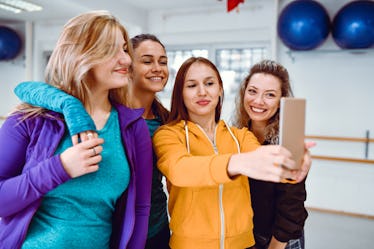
[[186, 83, 196, 88], [264, 92, 277, 98], [247, 88, 256, 95], [159, 60, 168, 66], [205, 81, 215, 86]]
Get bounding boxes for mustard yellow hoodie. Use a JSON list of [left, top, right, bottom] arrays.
[[153, 120, 260, 249]]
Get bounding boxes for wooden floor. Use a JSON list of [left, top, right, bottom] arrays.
[[304, 209, 374, 248]]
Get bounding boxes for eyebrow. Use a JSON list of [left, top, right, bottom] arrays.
[[141, 54, 168, 59], [248, 85, 279, 92], [185, 76, 216, 83]]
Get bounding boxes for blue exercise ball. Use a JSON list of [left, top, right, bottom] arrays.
[[0, 26, 22, 60], [277, 0, 331, 50], [332, 0, 374, 49]]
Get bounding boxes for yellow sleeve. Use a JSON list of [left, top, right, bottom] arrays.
[[153, 125, 233, 187]]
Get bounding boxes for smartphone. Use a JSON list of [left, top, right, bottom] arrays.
[[279, 97, 306, 170]]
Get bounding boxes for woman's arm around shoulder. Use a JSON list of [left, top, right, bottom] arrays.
[[14, 81, 96, 137]]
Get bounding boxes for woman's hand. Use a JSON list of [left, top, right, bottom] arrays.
[[293, 141, 316, 182], [60, 136, 104, 178], [228, 145, 298, 182], [267, 236, 287, 249], [71, 130, 99, 145]]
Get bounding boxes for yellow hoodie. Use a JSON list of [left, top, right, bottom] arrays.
[[153, 120, 260, 249]]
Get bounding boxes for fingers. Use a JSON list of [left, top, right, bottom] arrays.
[[266, 164, 297, 183], [71, 131, 99, 145], [79, 131, 99, 142], [88, 145, 103, 157], [272, 156, 295, 170], [72, 134, 79, 145], [80, 137, 104, 150], [305, 141, 316, 149]]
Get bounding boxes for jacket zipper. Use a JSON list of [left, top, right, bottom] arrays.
[[196, 124, 225, 249]]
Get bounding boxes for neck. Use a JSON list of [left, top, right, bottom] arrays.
[[193, 117, 217, 142], [128, 87, 156, 119], [86, 92, 112, 130], [250, 120, 267, 144]]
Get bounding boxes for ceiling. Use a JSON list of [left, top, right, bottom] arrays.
[[0, 0, 228, 23]]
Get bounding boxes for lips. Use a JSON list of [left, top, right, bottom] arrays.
[[114, 68, 129, 74], [251, 106, 266, 113], [196, 100, 210, 105], [148, 76, 163, 82]]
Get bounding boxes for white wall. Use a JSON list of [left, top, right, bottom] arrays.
[[0, 0, 373, 216], [277, 0, 374, 216]]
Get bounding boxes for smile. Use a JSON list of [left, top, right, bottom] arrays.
[[251, 106, 266, 113], [114, 68, 129, 74], [149, 76, 163, 81]]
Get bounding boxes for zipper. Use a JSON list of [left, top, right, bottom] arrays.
[[196, 124, 225, 249], [219, 184, 225, 249]]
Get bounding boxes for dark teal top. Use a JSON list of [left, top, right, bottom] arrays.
[[146, 118, 168, 239], [22, 108, 130, 249]]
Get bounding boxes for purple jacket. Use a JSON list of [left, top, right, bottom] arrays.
[[0, 102, 153, 249]]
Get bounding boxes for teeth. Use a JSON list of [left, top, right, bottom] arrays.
[[150, 77, 162, 81], [251, 107, 265, 113]]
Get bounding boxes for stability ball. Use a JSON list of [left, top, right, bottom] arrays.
[[0, 26, 22, 60], [277, 0, 331, 50], [332, 0, 374, 49]]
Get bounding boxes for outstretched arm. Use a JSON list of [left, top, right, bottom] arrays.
[[14, 81, 96, 138]]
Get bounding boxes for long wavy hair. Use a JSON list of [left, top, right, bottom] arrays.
[[15, 10, 132, 117], [168, 57, 224, 124], [234, 59, 293, 144], [129, 34, 169, 124]]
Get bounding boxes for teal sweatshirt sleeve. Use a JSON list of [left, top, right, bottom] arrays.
[[14, 81, 96, 135]]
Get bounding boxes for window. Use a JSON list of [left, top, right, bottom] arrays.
[[161, 49, 209, 97], [158, 45, 268, 121], [215, 47, 267, 97]]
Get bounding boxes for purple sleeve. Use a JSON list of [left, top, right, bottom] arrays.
[[127, 118, 153, 249], [0, 115, 70, 217]]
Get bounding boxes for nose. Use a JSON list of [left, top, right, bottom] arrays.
[[253, 93, 264, 104], [197, 84, 207, 96], [118, 50, 132, 66], [152, 62, 162, 72]]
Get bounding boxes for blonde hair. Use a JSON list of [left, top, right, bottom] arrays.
[[16, 10, 132, 116]]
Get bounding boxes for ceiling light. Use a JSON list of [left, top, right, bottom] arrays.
[[0, 0, 43, 13]]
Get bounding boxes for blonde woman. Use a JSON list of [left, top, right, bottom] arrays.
[[14, 33, 171, 249], [0, 11, 152, 249]]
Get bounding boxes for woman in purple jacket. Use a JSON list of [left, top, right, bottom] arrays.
[[0, 11, 152, 249]]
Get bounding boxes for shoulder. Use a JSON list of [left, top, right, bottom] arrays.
[[218, 120, 260, 148], [1, 111, 63, 138], [153, 121, 185, 142]]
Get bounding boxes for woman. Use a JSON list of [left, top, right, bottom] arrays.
[[152, 57, 312, 249], [127, 34, 170, 249], [234, 60, 308, 249], [14, 34, 171, 249], [0, 11, 152, 249]]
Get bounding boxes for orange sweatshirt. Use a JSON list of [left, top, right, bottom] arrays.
[[153, 120, 260, 249]]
